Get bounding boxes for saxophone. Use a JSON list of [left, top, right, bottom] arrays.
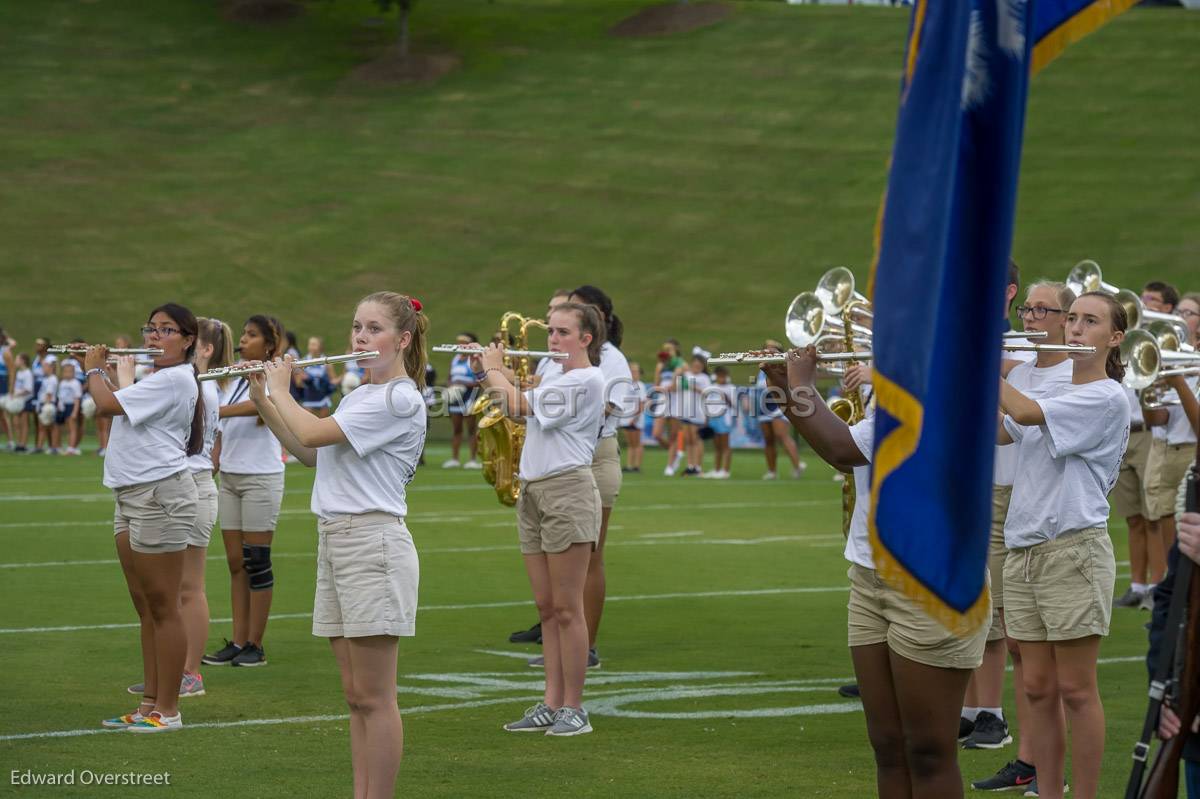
[[472, 312, 548, 506], [829, 298, 870, 538]]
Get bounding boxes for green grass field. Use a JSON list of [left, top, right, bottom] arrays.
[[0, 444, 1164, 797], [1, 0, 1198, 372]]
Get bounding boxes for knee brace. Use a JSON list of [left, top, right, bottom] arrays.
[[243, 544, 274, 591]]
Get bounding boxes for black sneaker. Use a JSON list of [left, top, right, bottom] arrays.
[[1114, 586, 1145, 608], [201, 639, 242, 666], [1022, 777, 1070, 797], [509, 622, 542, 644], [837, 684, 861, 699], [971, 759, 1036, 791], [231, 643, 267, 667], [958, 716, 975, 742], [963, 711, 1013, 749]]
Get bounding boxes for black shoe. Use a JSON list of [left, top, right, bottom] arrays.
[[509, 622, 542, 644], [837, 684, 860, 699], [201, 639, 243, 666], [958, 715, 975, 742], [971, 759, 1036, 791], [963, 710, 1013, 749], [1114, 586, 1145, 608], [231, 643, 267, 667]]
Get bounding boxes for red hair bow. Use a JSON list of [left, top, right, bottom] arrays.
[[410, 298, 423, 312]]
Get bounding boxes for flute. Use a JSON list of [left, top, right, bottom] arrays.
[[48, 346, 164, 357], [198, 352, 380, 382], [431, 345, 568, 360]]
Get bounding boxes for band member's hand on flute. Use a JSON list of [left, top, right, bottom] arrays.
[[785, 346, 819, 389], [116, 355, 136, 389], [261, 357, 294, 398], [478, 343, 507, 377], [84, 344, 109, 372]]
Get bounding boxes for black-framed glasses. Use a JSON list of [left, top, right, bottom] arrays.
[[1015, 306, 1064, 321], [141, 325, 180, 337]]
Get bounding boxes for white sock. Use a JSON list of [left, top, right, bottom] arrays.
[[961, 707, 980, 722], [981, 707, 1004, 721], [1132, 582, 1148, 593]]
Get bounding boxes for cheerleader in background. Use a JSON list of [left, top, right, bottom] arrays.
[[676, 352, 711, 476], [997, 291, 1130, 799], [756, 339, 805, 480], [55, 361, 82, 455], [764, 345, 987, 798], [250, 293, 427, 798], [656, 340, 685, 476], [10, 353, 33, 453], [203, 315, 286, 669], [702, 365, 735, 479], [444, 332, 481, 469], [476, 303, 606, 736], [90, 303, 203, 733], [295, 336, 335, 418], [0, 326, 13, 449], [620, 361, 648, 473], [37, 358, 59, 454]]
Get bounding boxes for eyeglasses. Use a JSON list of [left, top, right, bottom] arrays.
[[1015, 306, 1064, 321], [1177, 308, 1199, 320], [141, 325, 180, 337]]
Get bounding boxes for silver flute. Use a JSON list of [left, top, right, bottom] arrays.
[[48, 346, 164, 356], [431, 345, 568, 360], [708, 351, 874, 365], [198, 351, 379, 382]]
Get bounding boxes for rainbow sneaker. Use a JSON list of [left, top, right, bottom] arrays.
[[127, 711, 182, 733], [101, 711, 145, 729]]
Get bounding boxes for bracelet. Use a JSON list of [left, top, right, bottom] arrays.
[[484, 367, 507, 380], [85, 368, 108, 381]]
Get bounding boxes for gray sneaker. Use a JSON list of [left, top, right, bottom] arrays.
[[528, 649, 601, 669], [545, 706, 592, 736], [1139, 590, 1156, 611], [503, 702, 558, 732], [1114, 587, 1145, 608]]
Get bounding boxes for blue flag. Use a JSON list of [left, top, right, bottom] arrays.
[[868, 0, 1033, 634], [1032, 0, 1140, 74]]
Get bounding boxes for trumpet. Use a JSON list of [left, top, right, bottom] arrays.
[[431, 345, 568, 360], [709, 350, 873, 365], [198, 351, 379, 382], [48, 345, 164, 357]]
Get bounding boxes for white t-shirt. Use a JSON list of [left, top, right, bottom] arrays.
[[218, 378, 284, 475], [311, 379, 427, 520], [56, 378, 82, 411], [1125, 387, 1144, 428], [13, 368, 33, 399], [39, 375, 59, 409], [187, 381, 222, 473], [1164, 377, 1199, 446], [846, 410, 876, 570], [677, 372, 712, 425], [1003, 378, 1130, 548], [993, 339, 1038, 479], [993, 358, 1075, 487], [103, 365, 198, 489], [520, 365, 605, 482], [540, 343, 635, 439]]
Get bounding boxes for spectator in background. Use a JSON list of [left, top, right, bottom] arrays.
[[621, 362, 648, 473], [295, 336, 335, 418], [444, 332, 481, 470], [703, 365, 736, 479]]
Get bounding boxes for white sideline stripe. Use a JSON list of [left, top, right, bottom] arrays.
[[0, 499, 834, 530], [0, 655, 1150, 742], [0, 586, 849, 634], [0, 533, 840, 569]]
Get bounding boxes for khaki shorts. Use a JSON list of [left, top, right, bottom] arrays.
[[313, 511, 419, 638], [986, 484, 1012, 642], [846, 563, 989, 670], [1003, 526, 1115, 642], [190, 470, 218, 548], [218, 471, 284, 532], [1144, 440, 1195, 521], [592, 435, 622, 508], [517, 467, 601, 555], [1111, 429, 1151, 518], [112, 471, 199, 555]]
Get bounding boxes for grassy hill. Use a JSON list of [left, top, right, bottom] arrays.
[[2, 0, 1198, 371]]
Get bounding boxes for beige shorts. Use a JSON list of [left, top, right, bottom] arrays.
[[986, 484, 1012, 642], [592, 435, 622, 508], [218, 471, 284, 532], [313, 511, 419, 638], [1144, 440, 1195, 521], [1111, 429, 1151, 519], [190, 470, 218, 548], [517, 467, 601, 555], [846, 563, 989, 670], [112, 470, 199, 555], [1003, 526, 1115, 642]]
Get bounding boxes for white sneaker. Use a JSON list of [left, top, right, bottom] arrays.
[[792, 462, 807, 478], [442, 459, 461, 469], [832, 473, 845, 483], [462, 459, 482, 470], [715, 470, 731, 480], [762, 471, 777, 480], [700, 471, 718, 479], [663, 465, 676, 477], [96, 447, 106, 457]]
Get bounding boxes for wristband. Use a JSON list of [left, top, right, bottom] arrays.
[[86, 368, 108, 381]]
